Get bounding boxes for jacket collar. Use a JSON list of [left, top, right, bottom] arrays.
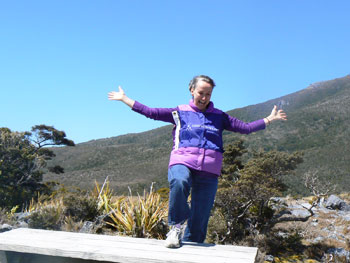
[[189, 99, 214, 113]]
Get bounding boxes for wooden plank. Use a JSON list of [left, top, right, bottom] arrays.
[[0, 228, 257, 263]]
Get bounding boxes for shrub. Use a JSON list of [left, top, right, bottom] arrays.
[[262, 229, 305, 255], [28, 206, 63, 230], [26, 187, 100, 231], [63, 193, 99, 222], [0, 206, 17, 225]]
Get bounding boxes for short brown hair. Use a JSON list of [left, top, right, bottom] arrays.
[[189, 75, 216, 91]]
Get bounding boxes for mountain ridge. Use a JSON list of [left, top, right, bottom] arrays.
[[46, 74, 350, 195]]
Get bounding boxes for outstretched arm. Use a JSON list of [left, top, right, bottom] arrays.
[[108, 86, 176, 123], [224, 105, 287, 134], [108, 86, 135, 108], [264, 105, 287, 125]]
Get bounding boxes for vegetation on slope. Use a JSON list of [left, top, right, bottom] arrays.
[[46, 74, 350, 195]]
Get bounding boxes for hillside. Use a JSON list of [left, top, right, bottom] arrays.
[[46, 75, 350, 195]]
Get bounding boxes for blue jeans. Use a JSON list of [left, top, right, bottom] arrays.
[[167, 164, 218, 243]]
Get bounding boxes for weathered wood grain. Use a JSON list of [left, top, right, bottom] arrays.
[[0, 228, 257, 263]]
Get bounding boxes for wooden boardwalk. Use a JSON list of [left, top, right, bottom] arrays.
[[0, 228, 257, 263]]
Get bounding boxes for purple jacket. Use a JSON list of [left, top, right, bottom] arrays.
[[132, 100, 266, 175]]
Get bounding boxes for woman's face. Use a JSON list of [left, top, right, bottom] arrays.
[[190, 80, 213, 111]]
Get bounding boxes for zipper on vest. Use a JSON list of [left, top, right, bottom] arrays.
[[172, 111, 181, 150]]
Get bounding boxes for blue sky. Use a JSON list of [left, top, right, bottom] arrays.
[[1, 1, 349, 144]]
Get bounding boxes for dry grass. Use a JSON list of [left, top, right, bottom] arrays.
[[339, 192, 350, 202], [343, 225, 350, 236], [61, 216, 84, 232]]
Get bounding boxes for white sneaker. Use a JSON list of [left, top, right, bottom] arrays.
[[165, 226, 182, 248]]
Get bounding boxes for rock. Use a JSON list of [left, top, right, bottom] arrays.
[[79, 221, 94, 233], [312, 236, 325, 243], [300, 202, 312, 209], [290, 209, 311, 218], [264, 255, 274, 262], [343, 213, 350, 221], [269, 197, 287, 210], [0, 224, 13, 233], [319, 197, 325, 208], [342, 204, 350, 211], [325, 195, 347, 210], [14, 212, 31, 222], [288, 204, 302, 209], [289, 202, 313, 210], [277, 231, 289, 238], [316, 207, 332, 214]]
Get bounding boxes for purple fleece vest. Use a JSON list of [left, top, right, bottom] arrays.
[[169, 103, 226, 175]]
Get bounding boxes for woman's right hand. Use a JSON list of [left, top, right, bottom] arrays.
[[108, 86, 135, 108], [108, 86, 125, 101]]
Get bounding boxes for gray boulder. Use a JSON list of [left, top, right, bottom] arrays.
[[269, 197, 287, 210], [14, 212, 31, 222], [290, 209, 311, 218], [264, 255, 274, 262], [342, 204, 350, 211], [0, 224, 13, 233], [325, 195, 348, 210], [79, 221, 94, 233]]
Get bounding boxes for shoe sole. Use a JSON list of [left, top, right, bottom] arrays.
[[165, 243, 181, 248]]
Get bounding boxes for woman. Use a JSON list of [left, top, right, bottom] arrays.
[[108, 75, 287, 248]]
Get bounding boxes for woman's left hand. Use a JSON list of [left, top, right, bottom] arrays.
[[266, 105, 287, 123]]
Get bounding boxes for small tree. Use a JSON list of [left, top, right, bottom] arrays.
[[0, 125, 74, 209], [234, 150, 303, 231], [219, 139, 246, 188], [304, 170, 336, 201], [208, 143, 304, 245]]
